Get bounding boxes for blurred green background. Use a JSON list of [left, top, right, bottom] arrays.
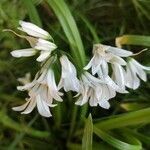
[[0, 0, 150, 149]]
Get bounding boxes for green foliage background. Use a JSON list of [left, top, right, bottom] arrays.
[[0, 0, 150, 149]]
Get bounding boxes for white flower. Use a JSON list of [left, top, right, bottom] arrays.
[[58, 55, 80, 92], [13, 68, 63, 117], [75, 72, 126, 109], [125, 58, 150, 89], [84, 44, 128, 75], [18, 20, 52, 40], [11, 39, 57, 62]]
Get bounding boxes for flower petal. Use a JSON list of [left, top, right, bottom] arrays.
[[131, 58, 150, 71], [106, 46, 133, 57], [36, 51, 51, 62], [109, 54, 127, 65], [21, 98, 36, 114], [11, 48, 36, 58], [36, 95, 52, 117], [12, 100, 30, 111], [19, 20, 51, 39], [35, 39, 57, 51], [125, 63, 140, 89]]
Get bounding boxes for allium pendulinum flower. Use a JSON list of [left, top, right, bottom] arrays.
[[125, 58, 150, 90], [58, 55, 80, 92], [13, 69, 63, 117], [18, 20, 52, 40], [75, 72, 127, 109], [11, 21, 57, 62], [84, 44, 132, 76]]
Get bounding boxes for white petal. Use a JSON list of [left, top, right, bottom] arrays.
[[112, 64, 125, 89], [109, 54, 126, 65], [21, 98, 36, 114], [131, 58, 150, 71], [36, 51, 51, 62], [106, 46, 133, 57], [99, 100, 110, 109], [47, 69, 63, 102], [35, 39, 57, 51], [84, 56, 95, 70], [17, 80, 36, 91], [36, 95, 52, 117], [125, 63, 140, 89], [130, 61, 147, 81], [84, 72, 105, 85], [12, 100, 30, 111], [19, 20, 51, 39], [11, 48, 36, 57], [75, 86, 89, 105]]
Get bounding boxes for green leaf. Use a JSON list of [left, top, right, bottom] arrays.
[[22, 0, 42, 27], [77, 13, 100, 43], [120, 102, 148, 111], [46, 0, 86, 69], [93, 127, 142, 150], [123, 128, 150, 146], [95, 107, 150, 130], [0, 111, 49, 138], [116, 35, 150, 47], [82, 114, 93, 150]]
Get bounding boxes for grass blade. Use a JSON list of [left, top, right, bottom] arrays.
[[94, 126, 142, 150], [0, 111, 49, 138], [46, 0, 86, 69], [82, 114, 93, 150], [116, 35, 150, 47], [22, 0, 42, 27], [95, 107, 150, 130]]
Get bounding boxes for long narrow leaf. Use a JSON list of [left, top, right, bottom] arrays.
[[46, 0, 86, 69], [82, 114, 93, 150], [94, 127, 142, 150], [22, 0, 42, 27], [0, 111, 49, 138], [116, 35, 150, 47], [95, 107, 150, 130]]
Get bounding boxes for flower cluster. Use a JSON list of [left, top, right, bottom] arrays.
[[11, 21, 150, 117]]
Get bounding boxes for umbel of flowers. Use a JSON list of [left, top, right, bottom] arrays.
[[11, 21, 150, 117]]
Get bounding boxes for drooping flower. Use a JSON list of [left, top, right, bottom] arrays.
[[18, 20, 52, 40], [84, 44, 130, 75], [58, 55, 80, 92], [11, 39, 57, 62], [75, 72, 127, 109], [125, 58, 150, 90], [12, 68, 63, 117], [11, 21, 57, 62]]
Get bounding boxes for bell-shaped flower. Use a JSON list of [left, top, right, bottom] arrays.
[[18, 20, 52, 40], [12, 68, 63, 117], [125, 58, 150, 89], [11, 21, 57, 62], [84, 44, 128, 75], [11, 39, 57, 62], [58, 55, 80, 92], [75, 72, 126, 109]]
